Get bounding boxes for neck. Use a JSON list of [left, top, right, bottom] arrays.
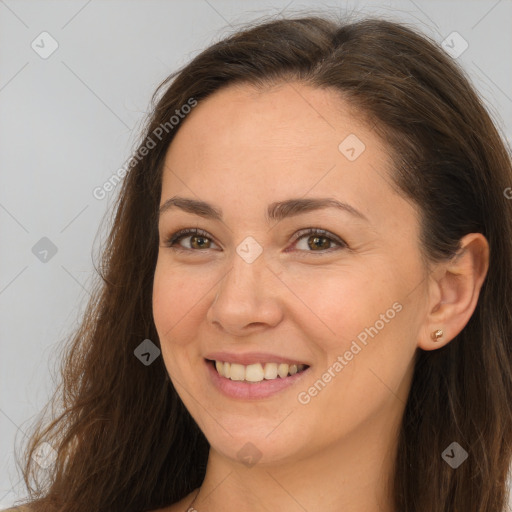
[[191, 407, 401, 512]]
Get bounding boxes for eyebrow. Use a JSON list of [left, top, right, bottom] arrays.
[[158, 196, 369, 223]]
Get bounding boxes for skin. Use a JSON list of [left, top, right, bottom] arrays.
[[152, 82, 489, 512]]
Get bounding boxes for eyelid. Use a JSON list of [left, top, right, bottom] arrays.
[[163, 228, 220, 250], [162, 227, 347, 252], [289, 227, 346, 248]]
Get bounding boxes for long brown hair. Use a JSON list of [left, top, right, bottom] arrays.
[[16, 13, 512, 512]]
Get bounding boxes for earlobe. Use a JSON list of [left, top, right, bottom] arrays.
[[418, 233, 489, 351], [430, 329, 444, 342]]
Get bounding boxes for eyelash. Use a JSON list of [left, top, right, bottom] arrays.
[[162, 227, 347, 254]]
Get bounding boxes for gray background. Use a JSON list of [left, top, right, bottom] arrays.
[[1, 0, 511, 507]]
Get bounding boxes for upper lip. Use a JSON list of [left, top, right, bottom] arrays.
[[205, 352, 310, 366]]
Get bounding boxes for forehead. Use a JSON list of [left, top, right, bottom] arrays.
[[165, 82, 372, 164], [159, 82, 416, 235], [163, 83, 385, 182]]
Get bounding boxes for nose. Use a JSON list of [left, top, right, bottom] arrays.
[[206, 249, 284, 336]]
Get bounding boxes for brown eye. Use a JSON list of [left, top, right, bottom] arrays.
[[189, 234, 211, 249], [291, 228, 347, 253], [306, 234, 332, 251], [164, 228, 219, 251]]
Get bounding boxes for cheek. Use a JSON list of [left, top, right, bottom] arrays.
[[297, 270, 417, 425], [152, 258, 213, 338], [152, 263, 205, 378], [284, 265, 393, 350]]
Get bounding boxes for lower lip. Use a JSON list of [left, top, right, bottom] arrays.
[[205, 359, 311, 400]]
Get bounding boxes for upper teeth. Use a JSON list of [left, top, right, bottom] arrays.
[[214, 361, 307, 382]]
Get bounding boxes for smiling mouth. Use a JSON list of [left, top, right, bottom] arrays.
[[206, 359, 310, 383]]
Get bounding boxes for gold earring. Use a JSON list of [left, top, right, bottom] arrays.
[[431, 329, 443, 342]]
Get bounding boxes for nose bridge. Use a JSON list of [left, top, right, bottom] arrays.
[[207, 243, 282, 332], [218, 245, 268, 303]]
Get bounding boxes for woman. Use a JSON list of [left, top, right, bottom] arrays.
[[7, 13, 512, 512]]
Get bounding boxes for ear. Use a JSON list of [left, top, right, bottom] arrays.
[[418, 233, 489, 351]]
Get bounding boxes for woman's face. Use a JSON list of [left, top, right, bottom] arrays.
[[153, 82, 429, 466]]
